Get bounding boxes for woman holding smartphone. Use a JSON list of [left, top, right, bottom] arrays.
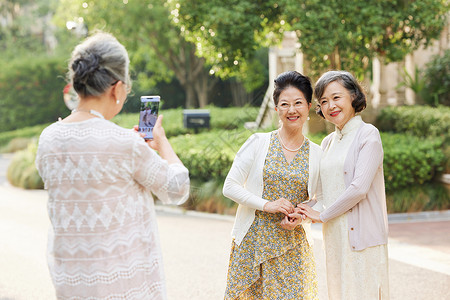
[[36, 32, 189, 300]]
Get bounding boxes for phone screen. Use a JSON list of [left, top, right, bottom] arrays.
[[138, 96, 160, 140]]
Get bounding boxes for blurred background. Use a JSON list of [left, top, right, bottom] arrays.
[[0, 0, 448, 214]]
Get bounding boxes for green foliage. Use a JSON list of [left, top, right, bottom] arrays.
[[55, 0, 217, 108], [381, 133, 445, 191], [7, 142, 44, 189], [386, 182, 449, 213], [1, 137, 35, 153], [0, 123, 49, 149], [0, 0, 55, 62], [376, 105, 450, 142], [112, 106, 259, 138], [285, 0, 448, 77], [174, 0, 282, 80], [0, 55, 69, 132], [397, 66, 426, 101], [3, 106, 447, 214], [169, 129, 254, 182], [176, 0, 448, 79], [184, 179, 236, 215], [443, 144, 450, 173], [423, 49, 450, 106]]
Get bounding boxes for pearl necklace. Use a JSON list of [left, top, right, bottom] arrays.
[[71, 108, 105, 119], [277, 130, 305, 152]]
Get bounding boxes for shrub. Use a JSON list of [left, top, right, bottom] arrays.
[[0, 123, 48, 151], [0, 55, 69, 132], [444, 144, 450, 173], [7, 142, 44, 189], [184, 179, 237, 215], [376, 105, 450, 142], [386, 182, 450, 213], [169, 128, 254, 182], [113, 105, 259, 138], [0, 137, 34, 153], [423, 49, 450, 106], [381, 133, 445, 191]]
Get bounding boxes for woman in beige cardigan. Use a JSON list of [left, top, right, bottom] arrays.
[[297, 70, 390, 299]]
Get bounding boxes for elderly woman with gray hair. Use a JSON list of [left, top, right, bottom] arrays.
[[36, 32, 189, 299], [295, 71, 390, 299]]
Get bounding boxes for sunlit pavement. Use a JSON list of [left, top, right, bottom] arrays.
[[0, 154, 449, 300]]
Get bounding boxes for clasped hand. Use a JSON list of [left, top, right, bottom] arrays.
[[280, 207, 307, 230], [279, 202, 323, 230], [262, 199, 309, 231]]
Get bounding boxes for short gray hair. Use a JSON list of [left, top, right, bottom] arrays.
[[314, 70, 366, 118], [68, 32, 131, 97]]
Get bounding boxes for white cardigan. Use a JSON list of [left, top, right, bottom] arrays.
[[223, 132, 322, 246]]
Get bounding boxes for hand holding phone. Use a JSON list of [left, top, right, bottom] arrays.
[[138, 96, 160, 140]]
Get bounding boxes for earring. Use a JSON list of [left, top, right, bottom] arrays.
[[307, 116, 310, 121], [116, 99, 120, 104]]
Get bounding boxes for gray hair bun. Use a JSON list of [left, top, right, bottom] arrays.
[[68, 32, 130, 98]]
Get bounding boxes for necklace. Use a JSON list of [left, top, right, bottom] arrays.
[[71, 108, 105, 119], [277, 130, 305, 152]]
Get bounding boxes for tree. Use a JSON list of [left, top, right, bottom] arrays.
[[283, 0, 449, 78], [55, 0, 217, 108], [0, 0, 60, 63], [174, 0, 279, 92], [175, 0, 448, 79]]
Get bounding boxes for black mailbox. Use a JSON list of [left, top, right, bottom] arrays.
[[183, 109, 210, 129]]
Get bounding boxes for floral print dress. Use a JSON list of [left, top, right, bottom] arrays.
[[225, 132, 318, 300]]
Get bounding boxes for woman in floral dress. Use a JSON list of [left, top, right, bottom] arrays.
[[223, 71, 322, 299]]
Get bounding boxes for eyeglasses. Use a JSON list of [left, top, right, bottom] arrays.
[[277, 101, 307, 111]]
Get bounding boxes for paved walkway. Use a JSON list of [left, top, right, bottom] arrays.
[[0, 154, 449, 299]]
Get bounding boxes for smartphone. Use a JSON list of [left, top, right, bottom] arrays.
[[138, 96, 160, 140]]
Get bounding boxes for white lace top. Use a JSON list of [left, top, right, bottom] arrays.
[[36, 118, 190, 300]]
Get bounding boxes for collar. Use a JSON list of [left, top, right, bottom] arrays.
[[336, 115, 362, 140]]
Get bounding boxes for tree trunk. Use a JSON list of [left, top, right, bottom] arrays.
[[194, 68, 217, 108], [196, 72, 218, 108], [195, 74, 208, 108], [230, 80, 251, 106], [161, 40, 218, 108], [330, 45, 342, 70], [185, 84, 197, 108]]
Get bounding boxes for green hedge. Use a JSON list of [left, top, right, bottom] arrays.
[[0, 106, 258, 150], [381, 133, 445, 191], [169, 131, 445, 193], [386, 182, 449, 213], [0, 123, 48, 150], [185, 179, 237, 215], [376, 105, 450, 142], [169, 128, 254, 182], [7, 124, 444, 195], [112, 105, 259, 138], [5, 107, 447, 214], [0, 55, 70, 132]]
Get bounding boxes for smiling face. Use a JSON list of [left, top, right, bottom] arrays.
[[276, 86, 311, 130], [318, 81, 356, 130]]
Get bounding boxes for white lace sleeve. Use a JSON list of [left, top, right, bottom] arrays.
[[132, 138, 190, 205]]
